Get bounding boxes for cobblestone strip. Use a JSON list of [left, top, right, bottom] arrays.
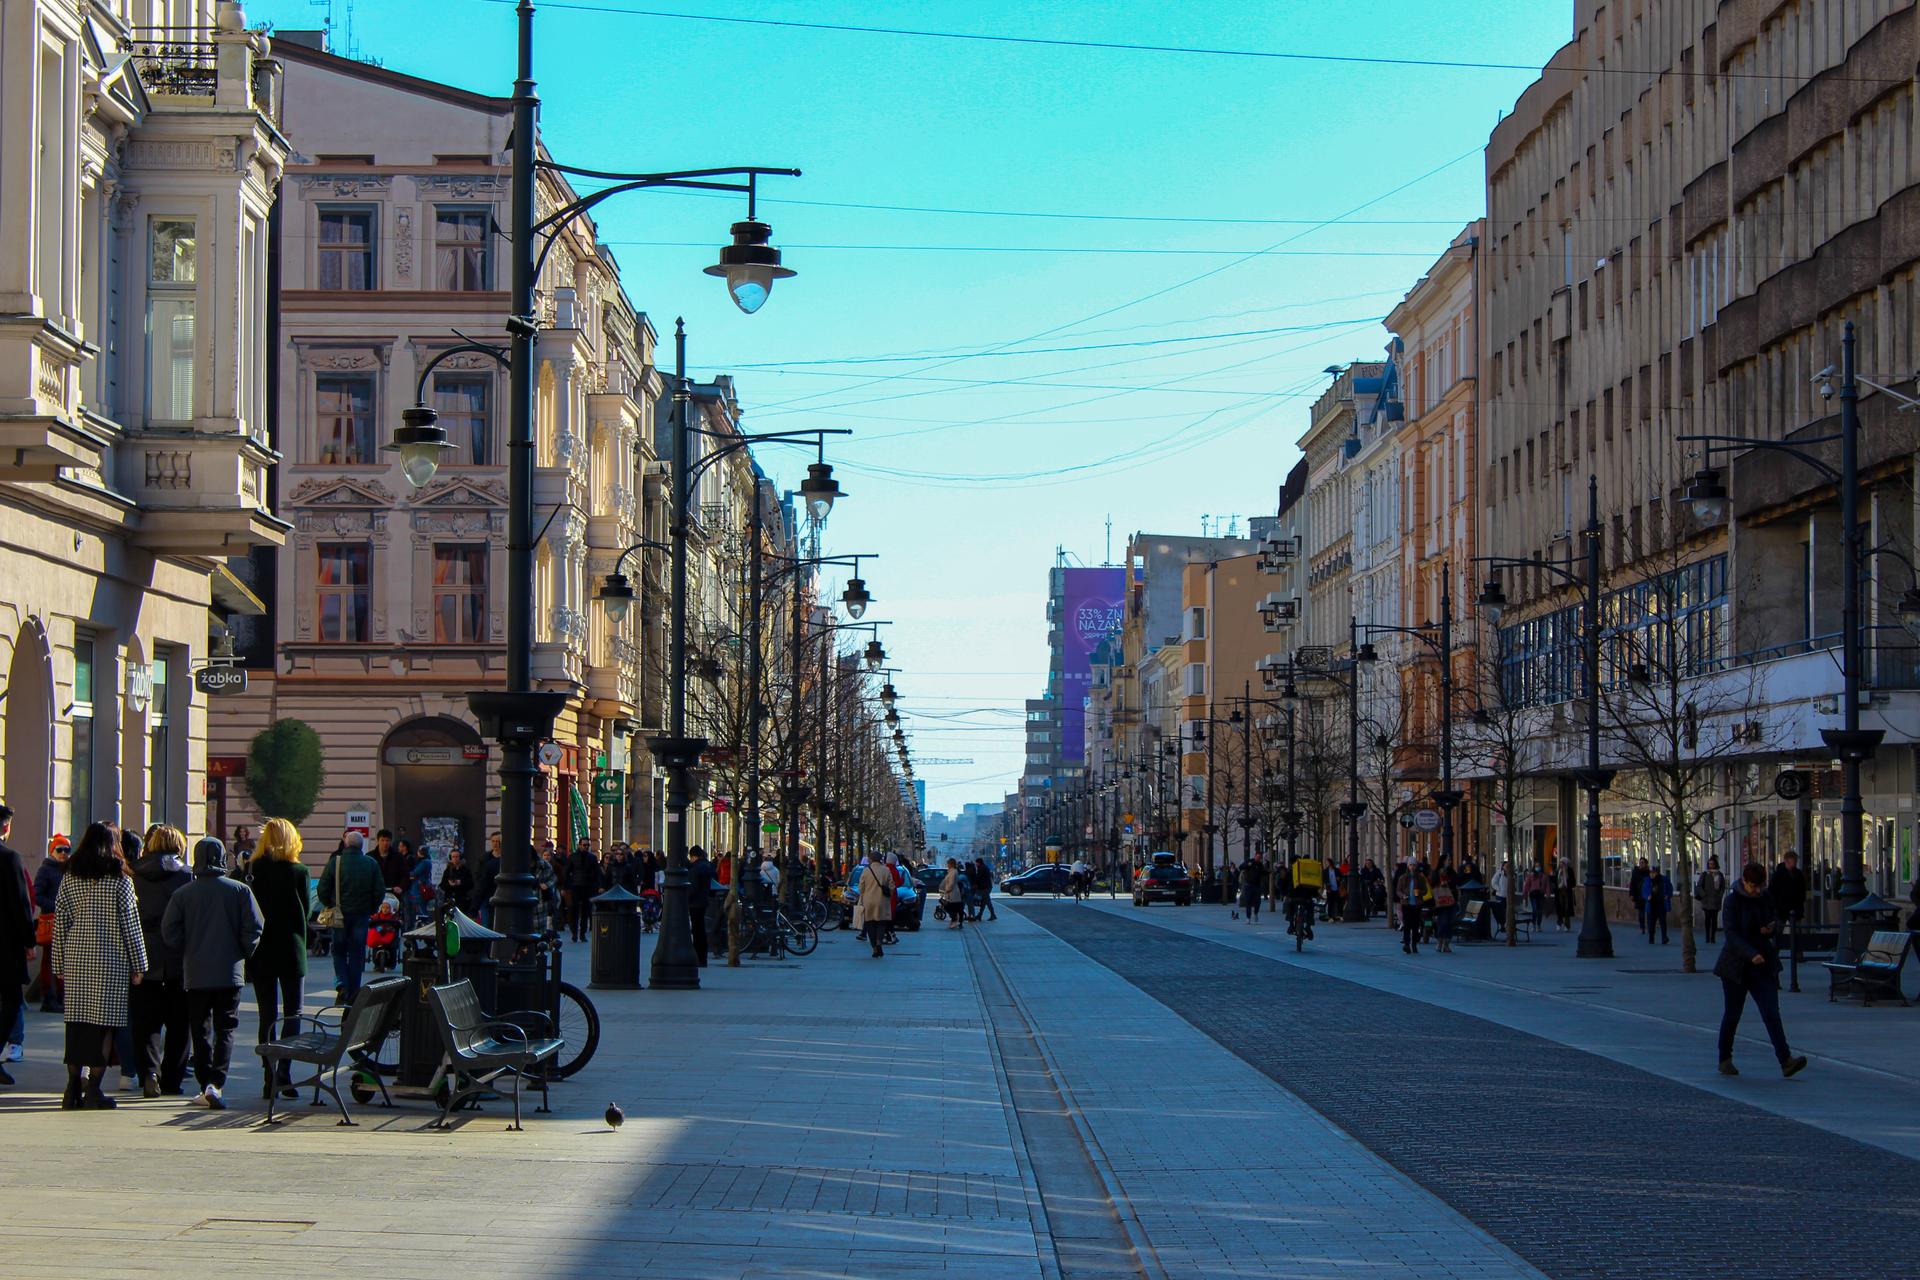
[[967, 925, 1157, 1279], [1014, 904, 1920, 1280]]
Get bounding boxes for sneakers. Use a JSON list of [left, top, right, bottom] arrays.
[[1781, 1055, 1808, 1078], [202, 1085, 227, 1111], [0, 1063, 14, 1087], [1718, 1059, 1739, 1076], [4, 1042, 21, 1062]]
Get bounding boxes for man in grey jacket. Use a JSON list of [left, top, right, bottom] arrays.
[[161, 838, 264, 1110]]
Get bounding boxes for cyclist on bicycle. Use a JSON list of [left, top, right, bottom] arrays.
[[1286, 852, 1324, 939], [1069, 857, 1091, 900]]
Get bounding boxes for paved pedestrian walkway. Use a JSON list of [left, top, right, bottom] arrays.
[[0, 906, 1561, 1280], [1069, 896, 1920, 1160]]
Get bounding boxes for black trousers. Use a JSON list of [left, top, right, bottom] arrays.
[[130, 977, 190, 1090], [186, 987, 242, 1090], [1401, 903, 1423, 951], [0, 977, 22, 1069], [569, 892, 593, 940], [688, 897, 709, 965], [1718, 975, 1790, 1064], [252, 972, 303, 1080]]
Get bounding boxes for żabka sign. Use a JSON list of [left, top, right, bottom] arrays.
[[193, 666, 248, 696]]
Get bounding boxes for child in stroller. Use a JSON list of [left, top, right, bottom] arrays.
[[367, 894, 402, 972], [638, 886, 662, 932]]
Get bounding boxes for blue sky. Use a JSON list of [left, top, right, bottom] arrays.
[[252, 0, 1573, 810]]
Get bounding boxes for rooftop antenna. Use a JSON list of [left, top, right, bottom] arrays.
[[1104, 514, 1113, 565]]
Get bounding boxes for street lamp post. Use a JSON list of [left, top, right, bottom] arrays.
[[1477, 474, 1613, 959], [388, 2, 804, 993], [1338, 615, 1366, 910], [1356, 574, 1462, 922], [1678, 320, 1904, 962]]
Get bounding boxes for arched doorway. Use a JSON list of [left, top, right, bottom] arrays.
[[379, 716, 487, 878], [3, 620, 55, 868]]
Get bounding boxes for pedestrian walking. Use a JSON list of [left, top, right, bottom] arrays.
[[31, 832, 71, 1012], [1629, 858, 1651, 934], [316, 830, 384, 1003], [0, 805, 33, 1088], [1238, 852, 1266, 922], [1397, 862, 1428, 955], [1554, 858, 1575, 930], [472, 835, 500, 924], [437, 847, 473, 915], [161, 838, 263, 1111], [1642, 863, 1673, 944], [50, 822, 147, 1110], [1769, 851, 1809, 972], [532, 846, 558, 935], [853, 858, 893, 958], [686, 846, 711, 967], [1489, 863, 1511, 935], [1523, 864, 1547, 929], [1715, 863, 1808, 1079], [128, 825, 192, 1098], [940, 858, 967, 929], [566, 841, 600, 942], [1431, 870, 1458, 953], [1696, 857, 1728, 944], [974, 859, 998, 920], [245, 818, 310, 1100]]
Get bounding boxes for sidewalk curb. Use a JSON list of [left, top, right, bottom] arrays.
[[968, 925, 1171, 1280]]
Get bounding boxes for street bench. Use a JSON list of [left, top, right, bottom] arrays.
[[429, 980, 562, 1130], [1823, 930, 1914, 1006], [256, 976, 407, 1126]]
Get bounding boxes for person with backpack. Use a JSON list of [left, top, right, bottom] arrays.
[[1238, 852, 1266, 922]]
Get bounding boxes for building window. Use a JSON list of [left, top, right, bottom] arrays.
[[316, 374, 376, 464], [432, 545, 488, 643], [72, 632, 95, 831], [148, 650, 172, 826], [147, 218, 196, 421], [435, 207, 491, 290], [317, 543, 372, 642], [433, 374, 491, 464], [317, 208, 376, 290]]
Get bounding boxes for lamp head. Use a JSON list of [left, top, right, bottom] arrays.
[[879, 681, 897, 708], [597, 572, 636, 624], [1897, 588, 1920, 644], [1477, 577, 1508, 625], [704, 219, 795, 314], [800, 461, 841, 521], [1356, 641, 1380, 663], [864, 638, 885, 669], [1685, 466, 1729, 527], [384, 403, 456, 489], [842, 577, 871, 620]]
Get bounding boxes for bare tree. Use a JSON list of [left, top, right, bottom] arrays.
[[1455, 645, 1552, 944], [1598, 542, 1776, 972]]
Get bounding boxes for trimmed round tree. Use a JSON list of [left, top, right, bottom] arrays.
[[244, 718, 326, 825]]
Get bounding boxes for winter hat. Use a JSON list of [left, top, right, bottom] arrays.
[[193, 836, 228, 876]]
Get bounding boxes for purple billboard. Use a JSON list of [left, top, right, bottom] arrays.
[[1060, 567, 1125, 765]]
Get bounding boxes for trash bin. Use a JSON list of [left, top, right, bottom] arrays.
[[1843, 892, 1903, 963], [1457, 878, 1492, 940], [394, 909, 506, 1085], [590, 884, 642, 989]]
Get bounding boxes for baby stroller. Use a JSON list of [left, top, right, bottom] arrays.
[[367, 895, 402, 973], [638, 887, 662, 933]]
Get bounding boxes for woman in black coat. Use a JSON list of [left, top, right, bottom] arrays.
[[245, 819, 312, 1099], [1714, 862, 1808, 1079]]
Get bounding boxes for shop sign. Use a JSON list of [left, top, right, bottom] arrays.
[[194, 666, 247, 695], [1412, 808, 1442, 832], [124, 662, 153, 712], [384, 746, 485, 766], [1774, 771, 1809, 800], [206, 755, 248, 779], [344, 807, 373, 837], [592, 773, 624, 805]]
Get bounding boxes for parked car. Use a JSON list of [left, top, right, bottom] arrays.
[[910, 864, 948, 896], [1002, 863, 1072, 896], [1133, 862, 1194, 906], [837, 863, 926, 931]]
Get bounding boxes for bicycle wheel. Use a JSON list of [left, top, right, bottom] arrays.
[[804, 898, 828, 929], [551, 981, 600, 1079], [782, 914, 819, 956]]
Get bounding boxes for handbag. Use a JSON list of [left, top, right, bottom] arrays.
[[315, 853, 345, 930], [1433, 884, 1456, 909]]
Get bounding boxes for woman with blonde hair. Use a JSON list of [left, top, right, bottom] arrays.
[[245, 818, 312, 1099]]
